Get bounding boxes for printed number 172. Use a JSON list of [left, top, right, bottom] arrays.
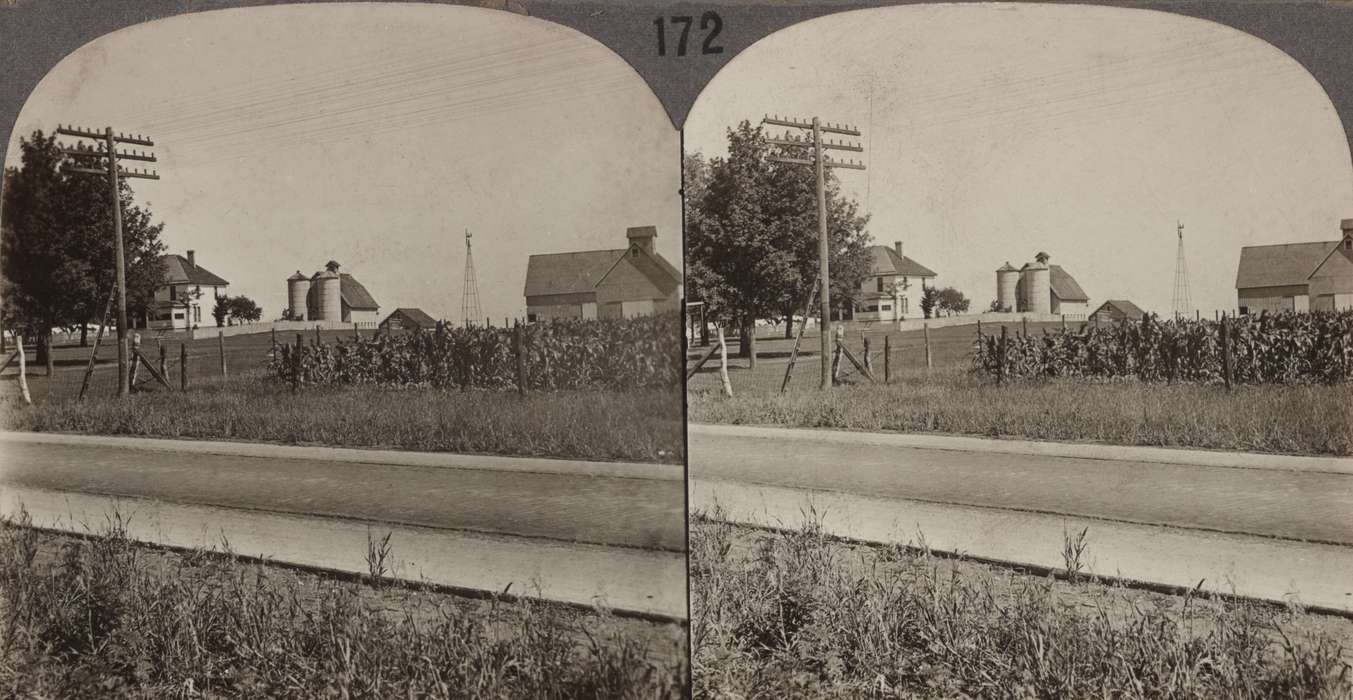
[[655, 13, 724, 56]]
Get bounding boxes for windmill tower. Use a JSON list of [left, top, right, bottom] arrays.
[[460, 228, 483, 327], [1172, 221, 1192, 319]]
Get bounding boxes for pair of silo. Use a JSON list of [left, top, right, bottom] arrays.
[[994, 258, 1051, 313], [286, 269, 342, 321]]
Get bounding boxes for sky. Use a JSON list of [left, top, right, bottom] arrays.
[[684, 3, 1353, 316], [6, 4, 681, 324]]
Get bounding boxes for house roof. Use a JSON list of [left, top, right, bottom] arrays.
[[1092, 299, 1145, 319], [867, 245, 936, 278], [381, 307, 437, 327], [524, 246, 681, 297], [1049, 264, 1088, 302], [160, 254, 229, 287], [339, 274, 379, 310], [1235, 241, 1338, 289]]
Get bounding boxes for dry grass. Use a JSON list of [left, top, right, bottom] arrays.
[[689, 365, 1353, 456], [0, 508, 687, 698], [1, 374, 684, 464], [689, 508, 1353, 699]]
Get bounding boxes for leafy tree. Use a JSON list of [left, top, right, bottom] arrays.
[[920, 285, 939, 319], [212, 295, 230, 327], [227, 295, 262, 323], [1, 130, 165, 361], [937, 287, 971, 316], [685, 121, 872, 349], [988, 299, 1011, 313]]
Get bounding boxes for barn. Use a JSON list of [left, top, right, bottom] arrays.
[[1235, 219, 1353, 314], [1090, 299, 1146, 323], [379, 308, 438, 332], [523, 226, 681, 321]]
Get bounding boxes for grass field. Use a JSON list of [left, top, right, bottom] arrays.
[[690, 510, 1353, 699], [1, 511, 687, 698], [2, 329, 684, 464], [688, 321, 1353, 456]]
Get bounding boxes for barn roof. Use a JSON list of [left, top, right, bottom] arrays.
[[524, 246, 681, 297], [159, 254, 229, 287], [1235, 241, 1338, 289], [867, 245, 936, 278], [382, 307, 437, 327], [339, 274, 379, 310], [1049, 264, 1088, 302], [1092, 299, 1145, 320]]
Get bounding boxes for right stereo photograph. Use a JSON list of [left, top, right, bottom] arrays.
[[682, 4, 1353, 698]]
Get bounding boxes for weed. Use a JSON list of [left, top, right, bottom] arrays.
[[365, 528, 393, 585], [1061, 525, 1090, 582]]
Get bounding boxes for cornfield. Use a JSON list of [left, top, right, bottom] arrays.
[[973, 310, 1353, 384], [269, 313, 681, 391]]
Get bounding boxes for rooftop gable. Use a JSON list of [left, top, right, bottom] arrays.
[[1236, 241, 1338, 289], [160, 254, 229, 287], [1049, 264, 1089, 302], [867, 245, 937, 278]]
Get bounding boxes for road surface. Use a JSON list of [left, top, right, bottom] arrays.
[[690, 423, 1353, 613], [0, 431, 686, 619]]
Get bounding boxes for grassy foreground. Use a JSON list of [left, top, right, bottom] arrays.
[[689, 365, 1353, 456], [1, 374, 683, 464], [0, 511, 686, 698], [690, 510, 1353, 699]]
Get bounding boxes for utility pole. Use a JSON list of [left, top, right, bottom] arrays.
[[763, 114, 866, 390], [56, 125, 159, 398]]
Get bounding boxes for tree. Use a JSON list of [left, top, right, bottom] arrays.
[[1, 130, 165, 364], [937, 287, 971, 316], [1035, 251, 1050, 264], [212, 295, 230, 327], [988, 299, 1011, 313], [227, 295, 262, 323], [685, 121, 872, 351], [920, 285, 939, 319]]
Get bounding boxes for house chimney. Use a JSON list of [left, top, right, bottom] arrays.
[[186, 250, 195, 268], [626, 226, 657, 254], [894, 241, 903, 259]]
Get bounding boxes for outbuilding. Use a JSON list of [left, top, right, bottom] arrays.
[[523, 226, 681, 321], [1235, 219, 1353, 314]]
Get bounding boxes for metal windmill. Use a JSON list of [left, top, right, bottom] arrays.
[[1172, 221, 1192, 319], [460, 228, 483, 327]]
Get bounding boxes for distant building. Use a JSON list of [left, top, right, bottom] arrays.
[[853, 241, 937, 321], [523, 226, 681, 321], [1235, 219, 1353, 315], [997, 254, 1089, 315], [379, 307, 438, 332], [285, 261, 381, 324], [1090, 299, 1146, 323], [147, 250, 229, 330]]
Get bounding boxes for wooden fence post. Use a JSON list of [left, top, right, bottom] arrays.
[[863, 336, 872, 376], [1061, 315, 1067, 333], [1022, 316, 1029, 338], [883, 334, 891, 384], [514, 322, 527, 394], [924, 323, 932, 370], [314, 325, 322, 346], [158, 343, 167, 381], [998, 325, 1008, 385], [218, 330, 227, 378], [353, 323, 360, 342], [831, 327, 844, 385], [180, 343, 188, 391], [1221, 317, 1233, 391], [716, 327, 733, 398], [293, 333, 303, 393]]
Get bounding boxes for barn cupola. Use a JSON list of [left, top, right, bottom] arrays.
[[626, 226, 657, 255], [1342, 218, 1353, 251]]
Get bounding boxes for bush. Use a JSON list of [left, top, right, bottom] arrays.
[[974, 310, 1353, 384], [269, 312, 682, 391]]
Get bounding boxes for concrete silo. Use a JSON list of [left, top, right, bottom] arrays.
[[287, 271, 309, 320], [996, 263, 1019, 312], [1021, 260, 1051, 314], [314, 269, 342, 322]]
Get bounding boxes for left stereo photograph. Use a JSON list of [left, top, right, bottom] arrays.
[[0, 4, 688, 697]]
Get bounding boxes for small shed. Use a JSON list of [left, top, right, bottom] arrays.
[[379, 307, 438, 332], [1090, 299, 1146, 323]]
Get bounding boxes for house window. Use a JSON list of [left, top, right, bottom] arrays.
[[876, 277, 884, 292], [881, 305, 892, 311], [169, 285, 177, 300], [194, 306, 201, 323], [173, 312, 184, 320], [1345, 239, 1351, 250], [901, 298, 909, 314]]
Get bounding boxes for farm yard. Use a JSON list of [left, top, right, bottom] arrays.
[[687, 315, 1353, 456], [3, 314, 684, 464]]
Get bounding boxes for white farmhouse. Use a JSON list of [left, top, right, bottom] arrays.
[[147, 250, 229, 330]]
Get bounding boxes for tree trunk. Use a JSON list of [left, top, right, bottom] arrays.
[[80, 324, 88, 347], [784, 312, 794, 339], [45, 331, 53, 377], [34, 329, 49, 373]]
